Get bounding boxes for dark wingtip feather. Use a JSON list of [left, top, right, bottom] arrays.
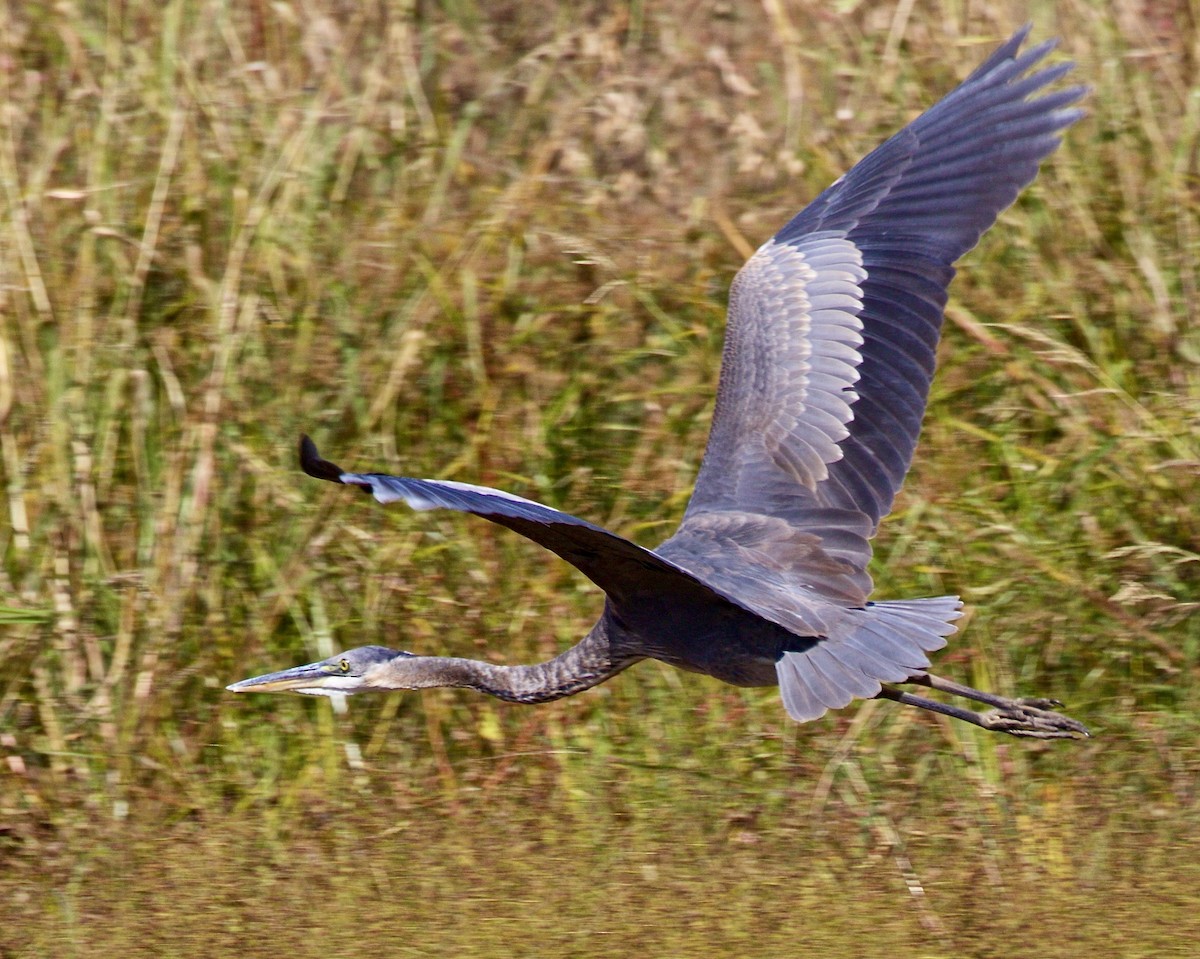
[[963, 23, 1039, 83], [299, 434, 349, 484]]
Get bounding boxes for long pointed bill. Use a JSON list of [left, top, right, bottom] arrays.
[[226, 662, 338, 696]]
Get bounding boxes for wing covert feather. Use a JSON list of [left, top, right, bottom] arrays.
[[689, 233, 867, 508]]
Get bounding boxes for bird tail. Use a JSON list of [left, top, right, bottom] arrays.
[[776, 596, 963, 723]]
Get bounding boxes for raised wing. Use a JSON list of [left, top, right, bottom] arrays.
[[673, 28, 1085, 586]]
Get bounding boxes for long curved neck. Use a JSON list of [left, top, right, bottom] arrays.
[[376, 616, 638, 704]]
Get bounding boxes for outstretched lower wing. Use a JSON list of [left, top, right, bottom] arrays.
[[680, 28, 1085, 577], [300, 436, 745, 615]]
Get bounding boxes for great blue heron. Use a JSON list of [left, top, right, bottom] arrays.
[[230, 28, 1089, 739]]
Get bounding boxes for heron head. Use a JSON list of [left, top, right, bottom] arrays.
[[226, 645, 411, 696]]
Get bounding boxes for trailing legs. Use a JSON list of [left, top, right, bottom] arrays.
[[877, 672, 1089, 739]]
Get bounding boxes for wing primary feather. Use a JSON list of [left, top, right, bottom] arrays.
[[299, 434, 373, 494]]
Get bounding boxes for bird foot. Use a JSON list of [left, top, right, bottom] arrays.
[[979, 698, 1090, 740]]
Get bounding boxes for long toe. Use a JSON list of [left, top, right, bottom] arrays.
[[980, 702, 1090, 740], [1015, 697, 1065, 710]]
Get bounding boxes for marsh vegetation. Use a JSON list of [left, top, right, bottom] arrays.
[[1, 1, 1198, 955]]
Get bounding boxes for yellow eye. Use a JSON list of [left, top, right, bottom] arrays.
[[339, 659, 351, 673]]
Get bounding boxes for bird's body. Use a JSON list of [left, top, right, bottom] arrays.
[[230, 28, 1089, 740]]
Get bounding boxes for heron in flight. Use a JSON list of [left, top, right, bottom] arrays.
[[230, 28, 1088, 739]]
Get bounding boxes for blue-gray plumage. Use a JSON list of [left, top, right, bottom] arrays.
[[229, 28, 1089, 739]]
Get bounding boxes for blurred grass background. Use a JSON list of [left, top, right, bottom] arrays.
[[1, 0, 1198, 955]]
